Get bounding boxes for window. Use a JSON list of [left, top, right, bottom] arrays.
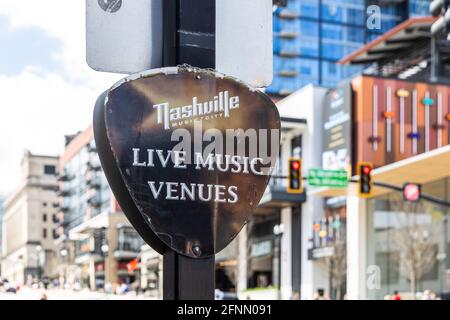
[[43, 214, 47, 222], [43, 228, 47, 238], [44, 165, 56, 175]]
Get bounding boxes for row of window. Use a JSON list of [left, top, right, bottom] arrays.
[[268, 56, 363, 93], [42, 228, 58, 239], [275, 0, 405, 28], [42, 213, 58, 223], [269, 0, 431, 94]]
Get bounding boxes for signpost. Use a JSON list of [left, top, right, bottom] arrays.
[[308, 169, 348, 188], [88, 0, 278, 301], [93, 67, 280, 299]]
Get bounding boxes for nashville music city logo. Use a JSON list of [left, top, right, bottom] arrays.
[[153, 91, 239, 130]]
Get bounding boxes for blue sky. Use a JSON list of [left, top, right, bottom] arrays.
[[0, 15, 62, 76]]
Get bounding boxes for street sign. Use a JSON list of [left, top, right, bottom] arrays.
[[216, 0, 273, 87], [308, 169, 348, 188], [86, 0, 163, 74], [93, 66, 280, 259], [86, 0, 273, 87], [403, 183, 421, 202]]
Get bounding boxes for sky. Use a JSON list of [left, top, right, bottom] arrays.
[[0, 1, 122, 196]]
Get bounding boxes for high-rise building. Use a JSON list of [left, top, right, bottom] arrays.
[[1, 151, 59, 285], [268, 0, 431, 96], [55, 126, 143, 291]]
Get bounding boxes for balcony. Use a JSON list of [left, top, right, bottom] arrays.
[[279, 50, 298, 58], [278, 31, 298, 39], [278, 70, 298, 77], [57, 189, 72, 197], [278, 10, 300, 19], [59, 205, 70, 213], [86, 144, 97, 153], [86, 177, 101, 190], [86, 162, 101, 172], [87, 197, 102, 209], [256, 174, 306, 214], [114, 227, 144, 259]]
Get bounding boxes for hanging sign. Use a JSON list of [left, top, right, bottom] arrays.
[[94, 66, 280, 258]]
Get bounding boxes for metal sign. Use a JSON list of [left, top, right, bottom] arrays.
[[86, 0, 273, 87], [93, 66, 280, 258], [216, 0, 273, 87], [86, 0, 163, 74], [322, 83, 352, 172], [308, 169, 348, 188]]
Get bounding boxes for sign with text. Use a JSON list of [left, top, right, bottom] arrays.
[[94, 66, 280, 258], [322, 83, 352, 173], [308, 169, 348, 188]]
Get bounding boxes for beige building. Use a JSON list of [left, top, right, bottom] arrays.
[[1, 151, 59, 285]]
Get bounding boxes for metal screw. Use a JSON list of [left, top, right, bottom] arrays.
[[192, 245, 202, 257]]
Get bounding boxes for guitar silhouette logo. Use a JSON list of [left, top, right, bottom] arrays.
[[98, 0, 122, 13]]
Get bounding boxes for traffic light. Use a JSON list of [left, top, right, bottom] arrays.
[[358, 162, 373, 197], [403, 183, 421, 203], [287, 158, 302, 194]]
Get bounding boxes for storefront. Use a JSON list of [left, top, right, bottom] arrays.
[[311, 74, 450, 299], [366, 178, 450, 299]]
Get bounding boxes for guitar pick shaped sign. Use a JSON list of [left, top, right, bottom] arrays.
[[94, 66, 280, 258]]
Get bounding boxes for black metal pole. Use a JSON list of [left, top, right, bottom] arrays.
[[162, 0, 216, 300]]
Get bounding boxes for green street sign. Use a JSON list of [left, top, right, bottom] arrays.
[[308, 169, 348, 188]]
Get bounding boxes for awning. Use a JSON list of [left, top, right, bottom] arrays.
[[339, 17, 436, 66]]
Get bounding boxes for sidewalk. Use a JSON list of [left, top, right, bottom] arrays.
[[0, 287, 157, 300]]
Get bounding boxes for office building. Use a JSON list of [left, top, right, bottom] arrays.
[[268, 0, 432, 95], [1, 151, 59, 285], [55, 126, 144, 291]]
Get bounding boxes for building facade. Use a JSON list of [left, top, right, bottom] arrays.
[[233, 73, 450, 299], [236, 85, 327, 299], [268, 0, 431, 95], [55, 127, 144, 291], [1, 151, 59, 285]]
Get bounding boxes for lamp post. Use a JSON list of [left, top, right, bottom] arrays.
[[273, 223, 284, 300]]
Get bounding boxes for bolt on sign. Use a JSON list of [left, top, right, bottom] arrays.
[[93, 66, 280, 258], [308, 169, 348, 188]]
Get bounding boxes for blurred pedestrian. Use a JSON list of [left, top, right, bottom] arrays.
[[40, 293, 48, 300], [314, 288, 329, 300], [421, 289, 436, 300], [392, 291, 401, 300], [290, 292, 300, 300]]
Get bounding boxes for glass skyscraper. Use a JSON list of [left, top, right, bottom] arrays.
[[268, 0, 431, 95]]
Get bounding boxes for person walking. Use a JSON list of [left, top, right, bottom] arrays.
[[392, 291, 401, 300]]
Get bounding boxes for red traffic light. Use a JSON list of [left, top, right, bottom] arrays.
[[403, 183, 421, 202], [362, 166, 371, 175], [291, 161, 300, 171]]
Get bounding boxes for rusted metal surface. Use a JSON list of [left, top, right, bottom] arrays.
[[96, 66, 280, 258]]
